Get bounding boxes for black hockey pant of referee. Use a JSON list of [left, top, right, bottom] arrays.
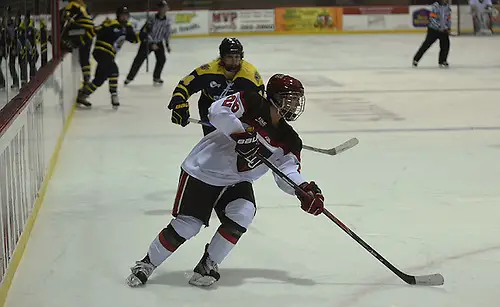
[[126, 42, 166, 81], [81, 51, 118, 97], [414, 27, 450, 64]]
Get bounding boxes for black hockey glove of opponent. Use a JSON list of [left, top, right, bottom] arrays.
[[231, 130, 260, 171], [168, 99, 190, 127], [296, 181, 324, 216]]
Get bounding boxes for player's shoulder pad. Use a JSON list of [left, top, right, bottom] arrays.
[[104, 19, 120, 27], [237, 61, 264, 86], [65, 2, 79, 10], [240, 91, 271, 120], [194, 59, 222, 76]]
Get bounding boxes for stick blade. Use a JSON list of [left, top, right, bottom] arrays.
[[413, 273, 444, 286], [330, 137, 359, 155]]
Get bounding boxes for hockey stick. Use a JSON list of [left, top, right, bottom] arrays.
[[252, 150, 444, 286], [187, 118, 359, 156]]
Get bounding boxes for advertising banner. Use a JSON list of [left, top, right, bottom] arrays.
[[210, 9, 274, 33], [123, 10, 210, 36], [275, 7, 343, 32], [490, 5, 500, 31], [343, 6, 409, 15], [169, 10, 209, 36]]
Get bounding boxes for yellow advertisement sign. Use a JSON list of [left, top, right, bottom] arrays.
[[275, 7, 343, 32]]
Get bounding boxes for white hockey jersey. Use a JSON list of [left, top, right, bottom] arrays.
[[181, 91, 306, 195], [470, 0, 492, 12]]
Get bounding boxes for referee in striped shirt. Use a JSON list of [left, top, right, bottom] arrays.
[[413, 0, 451, 68], [125, 0, 171, 85]]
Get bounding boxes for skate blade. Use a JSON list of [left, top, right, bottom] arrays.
[[76, 101, 92, 108], [188, 273, 217, 287], [126, 274, 145, 287]]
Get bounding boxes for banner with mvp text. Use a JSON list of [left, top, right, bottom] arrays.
[[210, 10, 275, 33]]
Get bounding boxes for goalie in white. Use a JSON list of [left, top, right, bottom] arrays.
[[470, 0, 493, 35], [126, 74, 326, 288]]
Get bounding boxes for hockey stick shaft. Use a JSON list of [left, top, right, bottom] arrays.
[[254, 151, 442, 286], [187, 118, 358, 156]]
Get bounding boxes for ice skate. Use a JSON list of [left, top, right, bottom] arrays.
[[439, 62, 449, 68], [111, 94, 120, 108], [76, 89, 92, 107], [124, 79, 132, 86], [126, 257, 156, 287], [189, 244, 220, 287], [153, 78, 164, 86]]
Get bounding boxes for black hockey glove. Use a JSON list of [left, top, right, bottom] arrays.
[[168, 99, 190, 127], [231, 130, 260, 171]]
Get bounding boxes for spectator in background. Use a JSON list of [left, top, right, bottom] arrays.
[[412, 0, 451, 68]]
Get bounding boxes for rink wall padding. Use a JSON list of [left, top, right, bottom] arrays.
[[0, 52, 80, 307], [93, 5, 479, 37]]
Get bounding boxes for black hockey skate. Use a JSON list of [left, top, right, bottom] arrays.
[[126, 255, 156, 287], [439, 62, 449, 68], [153, 78, 164, 86], [189, 244, 220, 287], [412, 60, 418, 67], [76, 89, 92, 107], [124, 79, 132, 86], [111, 94, 120, 108]]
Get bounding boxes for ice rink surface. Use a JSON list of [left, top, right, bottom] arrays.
[[4, 34, 500, 307]]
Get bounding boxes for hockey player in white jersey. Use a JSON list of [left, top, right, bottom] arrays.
[[126, 74, 325, 287], [470, 0, 493, 34]]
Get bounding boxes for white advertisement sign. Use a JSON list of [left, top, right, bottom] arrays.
[[99, 10, 210, 37], [168, 10, 209, 36], [210, 9, 275, 33]]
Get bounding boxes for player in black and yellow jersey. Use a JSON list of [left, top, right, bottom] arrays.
[[39, 18, 49, 67], [76, 7, 139, 108], [168, 38, 264, 135], [7, 14, 21, 88], [19, 11, 38, 81], [61, 0, 95, 85]]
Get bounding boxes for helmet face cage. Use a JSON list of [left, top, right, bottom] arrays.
[[271, 91, 305, 121], [266, 74, 305, 122]]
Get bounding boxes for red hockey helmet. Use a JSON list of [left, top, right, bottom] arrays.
[[266, 74, 305, 121]]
